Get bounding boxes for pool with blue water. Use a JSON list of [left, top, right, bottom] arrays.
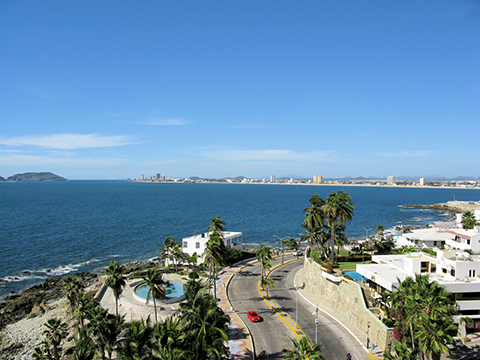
[[134, 281, 184, 300], [343, 271, 368, 281]]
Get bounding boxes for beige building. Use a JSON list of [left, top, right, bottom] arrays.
[[313, 175, 323, 184], [419, 177, 426, 186]]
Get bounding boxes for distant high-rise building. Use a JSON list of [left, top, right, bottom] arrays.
[[156, 173, 161, 180], [387, 176, 395, 186], [141, 172, 145, 181], [313, 175, 323, 184], [420, 177, 426, 186], [270, 174, 276, 183]]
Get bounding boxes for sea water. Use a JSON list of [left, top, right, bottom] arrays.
[[0, 180, 478, 298]]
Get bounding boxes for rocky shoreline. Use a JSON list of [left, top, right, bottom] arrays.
[[0, 261, 159, 359], [403, 200, 480, 215]]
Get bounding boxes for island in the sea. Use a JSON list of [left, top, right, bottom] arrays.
[[4, 172, 68, 182]]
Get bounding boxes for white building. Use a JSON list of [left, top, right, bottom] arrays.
[[270, 174, 276, 183], [419, 177, 426, 186], [387, 176, 395, 185], [181, 231, 243, 263], [357, 250, 480, 331]]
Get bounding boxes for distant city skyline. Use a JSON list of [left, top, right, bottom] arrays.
[[1, 2, 478, 180]]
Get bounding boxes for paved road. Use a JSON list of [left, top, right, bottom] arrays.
[[228, 256, 371, 360], [228, 256, 293, 359], [271, 260, 370, 360]]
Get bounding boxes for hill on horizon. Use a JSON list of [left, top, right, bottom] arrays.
[[6, 172, 68, 181]]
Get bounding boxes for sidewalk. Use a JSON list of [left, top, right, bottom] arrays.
[[293, 266, 383, 360], [217, 261, 256, 360]]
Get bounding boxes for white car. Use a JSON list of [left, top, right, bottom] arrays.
[[293, 250, 303, 256]]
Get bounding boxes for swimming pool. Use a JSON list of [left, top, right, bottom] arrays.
[[343, 271, 368, 281], [134, 281, 184, 300]]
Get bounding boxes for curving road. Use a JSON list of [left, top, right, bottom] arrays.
[[227, 255, 371, 360]]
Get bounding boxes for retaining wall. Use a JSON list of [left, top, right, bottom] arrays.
[[301, 258, 394, 351]]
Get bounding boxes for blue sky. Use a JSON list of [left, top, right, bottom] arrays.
[[0, 1, 478, 180]]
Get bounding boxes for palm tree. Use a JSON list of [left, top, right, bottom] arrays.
[[390, 273, 457, 358], [462, 211, 478, 230], [141, 267, 170, 322], [63, 275, 84, 314], [302, 194, 325, 232], [332, 221, 348, 256], [282, 337, 325, 359], [118, 317, 155, 360], [158, 236, 183, 271], [261, 277, 275, 298], [207, 215, 227, 237], [73, 327, 96, 360], [256, 244, 272, 282], [384, 341, 419, 360], [177, 291, 230, 360], [322, 190, 354, 265], [103, 261, 126, 315], [43, 317, 68, 360], [202, 231, 228, 300], [152, 317, 191, 359], [416, 311, 457, 360], [186, 252, 198, 272]]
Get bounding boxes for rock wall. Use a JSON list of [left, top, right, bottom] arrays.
[[301, 258, 394, 351]]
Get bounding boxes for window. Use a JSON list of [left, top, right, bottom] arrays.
[[442, 268, 447, 274], [183, 241, 188, 248], [469, 270, 476, 277], [195, 242, 200, 249], [450, 268, 455, 277]]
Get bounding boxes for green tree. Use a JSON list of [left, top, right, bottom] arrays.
[[103, 261, 126, 316], [462, 211, 478, 230], [158, 236, 183, 271], [73, 327, 96, 360], [207, 215, 227, 237], [384, 341, 419, 360], [389, 274, 457, 359], [322, 190, 354, 265], [281, 337, 325, 360], [256, 244, 273, 283], [118, 317, 155, 360], [63, 275, 84, 314], [202, 231, 228, 300], [302, 194, 325, 233], [43, 318, 68, 360], [141, 268, 169, 322], [261, 277, 275, 298]]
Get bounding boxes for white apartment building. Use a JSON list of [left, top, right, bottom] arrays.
[[181, 231, 243, 263], [357, 209, 480, 331], [357, 250, 480, 331], [387, 176, 395, 185]]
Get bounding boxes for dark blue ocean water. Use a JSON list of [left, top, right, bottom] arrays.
[[0, 181, 479, 298]]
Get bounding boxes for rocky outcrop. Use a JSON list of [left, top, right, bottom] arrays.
[[0, 272, 97, 329]]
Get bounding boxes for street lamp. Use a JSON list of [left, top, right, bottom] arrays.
[[295, 285, 299, 329], [314, 304, 319, 343]]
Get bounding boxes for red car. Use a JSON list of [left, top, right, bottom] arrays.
[[247, 311, 261, 322]]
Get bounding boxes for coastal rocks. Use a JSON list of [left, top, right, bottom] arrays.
[[0, 299, 67, 360], [0, 272, 98, 329], [404, 201, 480, 215], [123, 261, 158, 275], [28, 304, 46, 318]]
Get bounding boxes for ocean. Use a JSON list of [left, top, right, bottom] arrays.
[[1, 181, 479, 298]]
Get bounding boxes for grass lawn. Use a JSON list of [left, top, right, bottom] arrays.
[[337, 262, 358, 270]]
